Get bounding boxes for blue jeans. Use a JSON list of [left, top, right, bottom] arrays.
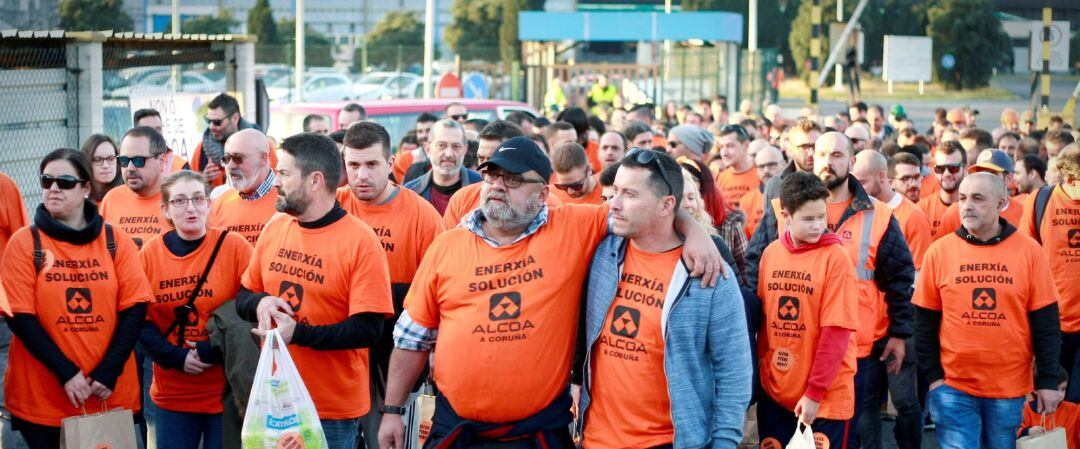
[[153, 408, 222, 449], [139, 351, 160, 449], [857, 338, 921, 449], [321, 417, 363, 449], [927, 384, 1024, 449]]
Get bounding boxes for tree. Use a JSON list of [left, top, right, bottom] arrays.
[[927, 0, 1009, 90], [248, 0, 278, 44], [444, 0, 502, 61], [167, 12, 237, 35], [60, 0, 133, 32], [360, 11, 429, 69], [498, 0, 544, 66], [278, 19, 335, 67]]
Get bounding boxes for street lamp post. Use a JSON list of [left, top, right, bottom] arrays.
[[295, 0, 305, 102], [423, 0, 435, 99]]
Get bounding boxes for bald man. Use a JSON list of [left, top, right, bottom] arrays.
[[739, 145, 785, 239], [845, 124, 871, 153], [915, 172, 1062, 449], [208, 128, 280, 244]]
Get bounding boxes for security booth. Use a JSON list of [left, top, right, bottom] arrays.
[[518, 11, 744, 114]]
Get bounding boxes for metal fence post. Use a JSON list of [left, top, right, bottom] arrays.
[[227, 40, 257, 116], [66, 35, 104, 148]]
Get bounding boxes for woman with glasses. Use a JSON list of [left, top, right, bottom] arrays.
[[0, 148, 150, 449], [678, 157, 747, 274], [81, 134, 123, 204], [138, 171, 252, 449]]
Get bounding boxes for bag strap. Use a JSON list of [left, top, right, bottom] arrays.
[[165, 231, 229, 345], [33, 225, 117, 275], [1033, 185, 1053, 244]]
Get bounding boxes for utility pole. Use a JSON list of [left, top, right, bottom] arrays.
[[423, 0, 435, 98], [661, 0, 671, 111], [295, 0, 305, 102], [834, 0, 844, 91], [810, 0, 821, 109], [1038, 3, 1051, 128]]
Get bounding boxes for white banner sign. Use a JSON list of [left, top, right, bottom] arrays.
[[883, 35, 933, 83], [1030, 20, 1071, 73], [129, 92, 217, 160]]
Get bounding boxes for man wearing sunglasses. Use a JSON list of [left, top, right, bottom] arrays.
[[207, 129, 279, 245], [550, 142, 603, 205], [100, 126, 170, 250], [379, 138, 726, 449], [919, 141, 968, 239], [845, 124, 871, 153], [189, 93, 265, 189], [444, 102, 469, 125]]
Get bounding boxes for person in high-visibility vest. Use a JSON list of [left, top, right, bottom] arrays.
[[588, 75, 619, 116], [544, 77, 567, 116]]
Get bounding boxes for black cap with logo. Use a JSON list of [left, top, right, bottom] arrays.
[[477, 136, 553, 183]]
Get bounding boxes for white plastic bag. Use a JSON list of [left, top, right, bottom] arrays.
[[241, 329, 328, 449], [785, 421, 816, 449]]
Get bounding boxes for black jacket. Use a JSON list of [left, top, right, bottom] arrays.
[[744, 173, 916, 340]]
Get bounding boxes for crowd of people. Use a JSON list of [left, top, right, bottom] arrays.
[[0, 91, 1077, 449]]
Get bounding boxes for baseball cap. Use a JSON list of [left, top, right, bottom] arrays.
[[890, 104, 907, 120], [968, 149, 1013, 174], [478, 136, 553, 183]]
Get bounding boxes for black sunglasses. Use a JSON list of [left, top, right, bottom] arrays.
[[624, 148, 675, 196], [554, 168, 592, 191], [205, 112, 235, 126], [118, 155, 156, 168], [221, 153, 246, 165], [934, 164, 962, 175], [449, 114, 468, 121], [40, 174, 86, 190]]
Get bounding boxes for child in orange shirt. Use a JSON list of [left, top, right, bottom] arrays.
[[1020, 372, 1080, 449], [757, 172, 859, 449]]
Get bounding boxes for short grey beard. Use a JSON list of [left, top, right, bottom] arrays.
[[481, 191, 543, 231]]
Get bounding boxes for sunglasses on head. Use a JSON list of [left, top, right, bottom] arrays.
[[40, 174, 85, 190], [719, 124, 749, 141], [934, 164, 962, 175], [204, 112, 235, 126], [624, 148, 675, 195], [118, 155, 156, 168]]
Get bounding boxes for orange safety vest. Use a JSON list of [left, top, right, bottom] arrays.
[[771, 197, 894, 357]]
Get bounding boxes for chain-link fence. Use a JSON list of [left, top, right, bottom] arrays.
[[0, 38, 79, 208]]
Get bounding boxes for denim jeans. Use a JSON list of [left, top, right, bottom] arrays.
[[321, 417, 363, 449], [140, 351, 160, 449], [857, 338, 921, 449], [154, 408, 222, 449], [927, 384, 1024, 449]]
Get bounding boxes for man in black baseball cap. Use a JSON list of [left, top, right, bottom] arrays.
[[474, 136, 554, 233]]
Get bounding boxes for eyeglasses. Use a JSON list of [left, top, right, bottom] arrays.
[[118, 155, 157, 168], [92, 155, 116, 166], [167, 196, 209, 208], [205, 112, 235, 126], [554, 169, 592, 191], [934, 164, 963, 175], [893, 174, 921, 183], [624, 148, 675, 196], [794, 142, 815, 152], [667, 140, 682, 149], [481, 169, 546, 189], [449, 114, 468, 121], [221, 153, 247, 165], [40, 174, 86, 190]]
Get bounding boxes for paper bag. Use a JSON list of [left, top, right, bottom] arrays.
[[60, 408, 137, 449]]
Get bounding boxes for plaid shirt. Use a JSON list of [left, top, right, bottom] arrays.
[[393, 205, 551, 351], [238, 170, 276, 201]]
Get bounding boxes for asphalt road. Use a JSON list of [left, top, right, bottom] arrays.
[[778, 74, 1080, 130]]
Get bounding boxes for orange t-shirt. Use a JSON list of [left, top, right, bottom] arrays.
[[936, 196, 1024, 240], [585, 140, 603, 173], [757, 240, 859, 420], [826, 198, 854, 232], [392, 150, 417, 183], [583, 244, 681, 449], [99, 186, 169, 249], [550, 184, 605, 206], [336, 185, 444, 286], [1021, 401, 1080, 449], [241, 212, 394, 419], [208, 187, 280, 245], [140, 228, 252, 413], [162, 151, 189, 176], [715, 167, 759, 207], [739, 187, 765, 239], [889, 195, 933, 270], [1020, 186, 1080, 332], [405, 204, 610, 422], [442, 183, 563, 229], [1014, 192, 1030, 205], [0, 225, 151, 426], [919, 175, 940, 201], [0, 171, 28, 257], [918, 194, 953, 240], [914, 232, 1058, 398]]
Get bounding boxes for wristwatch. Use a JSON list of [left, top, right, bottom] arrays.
[[379, 403, 406, 415]]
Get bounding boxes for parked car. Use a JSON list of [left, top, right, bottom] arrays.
[[269, 98, 539, 148], [108, 70, 223, 98], [353, 71, 423, 100], [265, 73, 356, 103]]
